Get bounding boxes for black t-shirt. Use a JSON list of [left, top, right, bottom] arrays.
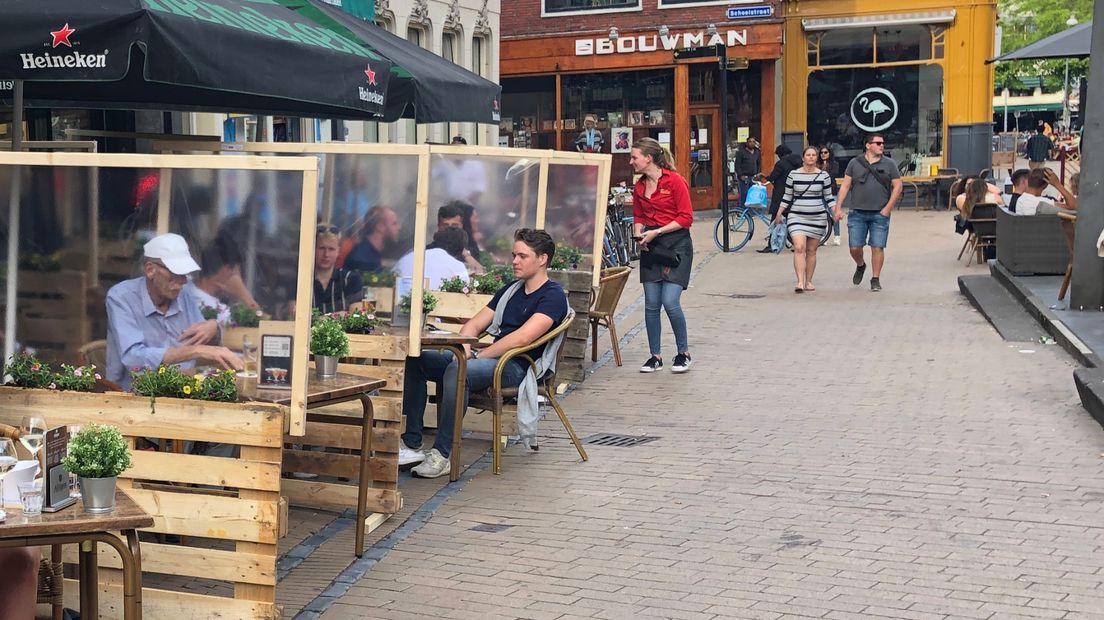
[[1008, 193, 1021, 214], [313, 268, 364, 314], [488, 279, 569, 360]]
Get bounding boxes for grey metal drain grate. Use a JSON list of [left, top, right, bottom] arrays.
[[706, 293, 765, 299], [469, 523, 515, 533], [582, 433, 659, 447]]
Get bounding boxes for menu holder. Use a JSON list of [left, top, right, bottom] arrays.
[[257, 320, 296, 390], [42, 426, 76, 512]]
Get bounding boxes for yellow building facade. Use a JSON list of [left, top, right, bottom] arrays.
[[782, 0, 997, 174]]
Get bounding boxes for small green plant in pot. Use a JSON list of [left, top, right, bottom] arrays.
[[310, 316, 349, 379], [399, 291, 439, 329], [62, 424, 132, 514]]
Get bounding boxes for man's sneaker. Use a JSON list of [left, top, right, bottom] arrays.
[[398, 443, 425, 467], [671, 353, 692, 373], [832, 235, 841, 246], [870, 277, 882, 292], [412, 449, 450, 479], [852, 263, 866, 285], [640, 356, 663, 373]]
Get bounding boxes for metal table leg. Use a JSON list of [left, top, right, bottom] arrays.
[[445, 345, 467, 482], [354, 394, 374, 557]]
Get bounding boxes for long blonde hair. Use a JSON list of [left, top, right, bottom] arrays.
[[632, 137, 675, 170]]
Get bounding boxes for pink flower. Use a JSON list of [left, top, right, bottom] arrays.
[[462, 287, 471, 294], [48, 382, 56, 389], [30, 363, 40, 372], [73, 368, 83, 377], [255, 310, 264, 317], [366, 314, 376, 320], [95, 373, 102, 380]]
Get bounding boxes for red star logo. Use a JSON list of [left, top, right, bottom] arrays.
[[50, 23, 76, 48], [364, 66, 376, 86]]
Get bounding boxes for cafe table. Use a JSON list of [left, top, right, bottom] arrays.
[[0, 488, 153, 619], [254, 372, 386, 556]]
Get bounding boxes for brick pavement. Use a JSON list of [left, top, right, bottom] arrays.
[[313, 212, 1104, 620]]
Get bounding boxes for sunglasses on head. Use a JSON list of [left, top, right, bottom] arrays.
[[316, 225, 340, 235], [820, 150, 829, 154]]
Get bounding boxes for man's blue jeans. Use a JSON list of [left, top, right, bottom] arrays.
[[402, 351, 527, 457], [643, 281, 688, 357]]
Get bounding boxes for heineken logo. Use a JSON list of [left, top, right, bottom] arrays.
[[358, 87, 383, 105], [51, 23, 76, 48], [21, 23, 108, 70], [364, 65, 377, 86]]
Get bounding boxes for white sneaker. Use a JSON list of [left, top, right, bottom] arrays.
[[412, 448, 450, 479], [832, 235, 841, 246], [399, 444, 425, 467]]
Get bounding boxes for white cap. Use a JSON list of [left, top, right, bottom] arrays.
[[143, 233, 200, 275]]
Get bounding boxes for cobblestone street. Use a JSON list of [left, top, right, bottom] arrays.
[[314, 212, 1104, 620]]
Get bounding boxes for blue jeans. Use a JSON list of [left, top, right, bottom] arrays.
[[643, 281, 688, 357], [401, 351, 526, 457], [847, 209, 890, 249]]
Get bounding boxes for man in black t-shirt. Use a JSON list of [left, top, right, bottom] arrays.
[[402, 229, 569, 479], [1007, 168, 1030, 213]]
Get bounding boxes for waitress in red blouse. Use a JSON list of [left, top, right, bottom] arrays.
[[630, 137, 694, 374]]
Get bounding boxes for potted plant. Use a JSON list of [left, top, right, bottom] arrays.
[[310, 316, 349, 378], [399, 290, 439, 330], [62, 423, 132, 513]]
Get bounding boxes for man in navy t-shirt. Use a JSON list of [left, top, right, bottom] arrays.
[[402, 229, 569, 479]]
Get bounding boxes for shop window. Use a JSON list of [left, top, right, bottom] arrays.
[[806, 65, 945, 176], [502, 76, 557, 149], [688, 64, 717, 104], [543, 0, 639, 15], [725, 63, 763, 154], [876, 25, 931, 63], [817, 29, 875, 66], [560, 70, 674, 186]]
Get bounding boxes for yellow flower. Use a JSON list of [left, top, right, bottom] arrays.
[[195, 375, 205, 384], [182, 385, 192, 395], [158, 367, 165, 374]]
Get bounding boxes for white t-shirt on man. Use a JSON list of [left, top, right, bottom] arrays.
[[394, 248, 470, 290]]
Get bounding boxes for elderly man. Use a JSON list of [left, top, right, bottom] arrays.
[[106, 233, 243, 390]]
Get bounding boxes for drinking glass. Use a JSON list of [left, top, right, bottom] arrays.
[[242, 336, 259, 377], [18, 481, 43, 515], [0, 438, 18, 521], [20, 415, 47, 461]]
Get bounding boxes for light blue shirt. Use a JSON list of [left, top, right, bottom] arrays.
[[105, 277, 207, 390]]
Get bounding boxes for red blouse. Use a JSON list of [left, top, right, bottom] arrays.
[[632, 168, 693, 230]]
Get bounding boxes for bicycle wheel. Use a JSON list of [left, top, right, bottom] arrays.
[[713, 209, 754, 252]]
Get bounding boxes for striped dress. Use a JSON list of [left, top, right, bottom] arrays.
[[781, 169, 835, 241]]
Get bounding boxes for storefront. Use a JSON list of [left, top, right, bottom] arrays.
[[781, 0, 997, 176], [501, 20, 783, 210]]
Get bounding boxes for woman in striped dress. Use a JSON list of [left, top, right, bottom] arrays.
[[774, 146, 836, 292]]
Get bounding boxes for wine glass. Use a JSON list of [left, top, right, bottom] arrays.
[[20, 416, 47, 462], [241, 336, 258, 378], [0, 438, 18, 521]]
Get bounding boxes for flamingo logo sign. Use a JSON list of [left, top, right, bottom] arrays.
[[850, 87, 898, 133]]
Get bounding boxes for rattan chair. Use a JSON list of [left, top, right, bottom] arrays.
[[461, 309, 588, 477], [589, 266, 632, 366]]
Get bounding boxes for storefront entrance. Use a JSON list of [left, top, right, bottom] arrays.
[[688, 106, 720, 211]]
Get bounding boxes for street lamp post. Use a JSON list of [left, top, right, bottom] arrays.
[[1063, 14, 1078, 133], [1002, 88, 1010, 134]]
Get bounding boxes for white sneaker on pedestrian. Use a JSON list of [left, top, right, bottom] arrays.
[[412, 448, 450, 479], [831, 235, 841, 246], [398, 444, 425, 467]]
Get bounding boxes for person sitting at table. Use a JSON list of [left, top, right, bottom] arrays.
[[106, 233, 243, 390], [436, 203, 464, 230], [1015, 169, 1067, 216], [343, 206, 400, 273], [956, 177, 1003, 218], [394, 227, 471, 291], [314, 224, 365, 315], [1006, 168, 1030, 213], [1043, 168, 1078, 211], [0, 548, 38, 618], [399, 229, 568, 478], [188, 234, 261, 325]]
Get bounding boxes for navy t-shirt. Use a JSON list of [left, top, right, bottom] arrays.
[[344, 240, 382, 273], [487, 279, 569, 360]]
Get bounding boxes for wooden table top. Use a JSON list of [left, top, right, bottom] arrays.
[[0, 489, 152, 538], [253, 372, 387, 406], [421, 332, 479, 346]]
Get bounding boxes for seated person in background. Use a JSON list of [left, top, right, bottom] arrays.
[[400, 229, 568, 479], [1006, 168, 1030, 213], [1015, 168, 1069, 216], [189, 233, 260, 324], [1044, 168, 1078, 211], [436, 203, 464, 230], [314, 224, 365, 315], [107, 234, 243, 390], [956, 176, 1003, 218], [0, 548, 38, 618], [395, 227, 471, 291], [438, 200, 484, 273], [343, 206, 400, 272]]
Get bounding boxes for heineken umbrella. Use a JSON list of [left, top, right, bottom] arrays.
[[281, 0, 502, 124], [0, 0, 393, 119], [989, 21, 1092, 62]]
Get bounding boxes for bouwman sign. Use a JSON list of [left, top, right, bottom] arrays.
[[575, 29, 748, 56]]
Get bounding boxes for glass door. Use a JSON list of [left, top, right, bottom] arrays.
[[688, 108, 720, 211]]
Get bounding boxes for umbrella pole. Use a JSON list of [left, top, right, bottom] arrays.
[[4, 79, 24, 366]]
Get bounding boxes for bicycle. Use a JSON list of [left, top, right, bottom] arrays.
[[602, 187, 638, 267], [714, 203, 834, 252]]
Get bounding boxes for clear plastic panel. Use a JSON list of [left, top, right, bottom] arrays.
[[427, 154, 540, 275], [543, 163, 600, 275]]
